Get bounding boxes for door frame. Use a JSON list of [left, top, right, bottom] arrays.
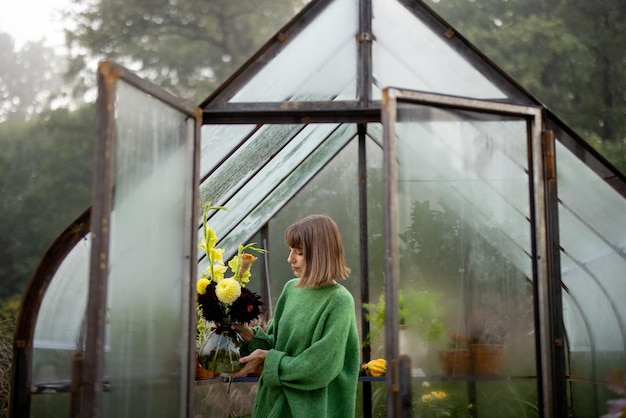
[[381, 87, 564, 418]]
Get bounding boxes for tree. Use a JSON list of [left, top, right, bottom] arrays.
[[0, 33, 67, 123], [558, 0, 626, 142], [425, 0, 626, 173], [65, 0, 307, 103], [0, 106, 94, 300]]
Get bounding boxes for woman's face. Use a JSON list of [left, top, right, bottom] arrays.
[[287, 247, 305, 278]]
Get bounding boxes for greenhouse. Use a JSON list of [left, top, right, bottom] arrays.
[[10, 0, 626, 417]]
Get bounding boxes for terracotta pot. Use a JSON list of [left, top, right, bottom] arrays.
[[438, 349, 471, 376], [470, 344, 503, 376]]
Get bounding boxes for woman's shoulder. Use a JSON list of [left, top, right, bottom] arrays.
[[334, 283, 355, 302], [283, 278, 299, 290]]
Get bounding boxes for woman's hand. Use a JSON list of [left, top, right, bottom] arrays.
[[232, 349, 267, 378]]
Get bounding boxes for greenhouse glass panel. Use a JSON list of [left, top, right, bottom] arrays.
[[200, 124, 305, 207], [199, 123, 357, 269], [265, 136, 362, 316], [385, 93, 541, 417], [372, 0, 506, 100], [30, 236, 90, 418], [555, 140, 626, 417], [199, 124, 257, 177], [95, 78, 195, 418], [229, 0, 357, 102]]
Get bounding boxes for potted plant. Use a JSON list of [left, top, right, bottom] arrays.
[[438, 333, 470, 376], [364, 289, 444, 372], [363, 291, 408, 347], [467, 313, 508, 375]]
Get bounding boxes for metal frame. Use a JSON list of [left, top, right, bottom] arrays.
[[10, 210, 91, 418], [381, 87, 566, 417], [84, 60, 201, 418]]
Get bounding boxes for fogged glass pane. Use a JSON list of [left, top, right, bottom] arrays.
[[103, 80, 191, 417], [200, 124, 257, 177], [230, 0, 357, 102], [200, 124, 304, 207], [393, 103, 536, 414], [372, 0, 506, 100], [31, 236, 90, 418], [364, 133, 386, 361], [556, 140, 626, 416], [204, 123, 357, 261], [267, 137, 361, 317]]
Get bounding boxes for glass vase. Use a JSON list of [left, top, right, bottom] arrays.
[[197, 326, 244, 374]]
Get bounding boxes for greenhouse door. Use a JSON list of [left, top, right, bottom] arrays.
[[381, 88, 564, 417], [82, 61, 201, 418]]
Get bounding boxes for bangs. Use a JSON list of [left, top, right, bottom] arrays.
[[285, 225, 304, 250]]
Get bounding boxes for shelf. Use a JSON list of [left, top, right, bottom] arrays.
[[195, 375, 386, 385]]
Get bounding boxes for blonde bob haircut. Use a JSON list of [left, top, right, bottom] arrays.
[[285, 214, 351, 288]]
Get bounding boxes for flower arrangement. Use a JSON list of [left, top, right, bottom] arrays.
[[195, 203, 265, 374], [196, 203, 265, 329]]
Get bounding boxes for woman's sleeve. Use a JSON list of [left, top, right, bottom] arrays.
[[262, 291, 356, 391], [240, 280, 291, 356], [240, 324, 275, 356]]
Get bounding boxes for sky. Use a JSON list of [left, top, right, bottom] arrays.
[[0, 0, 71, 50]]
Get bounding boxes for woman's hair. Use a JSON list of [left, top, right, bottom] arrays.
[[285, 214, 351, 287]]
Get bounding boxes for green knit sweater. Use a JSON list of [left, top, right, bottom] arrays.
[[242, 278, 360, 418]]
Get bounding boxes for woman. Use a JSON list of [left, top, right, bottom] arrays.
[[232, 214, 360, 418]]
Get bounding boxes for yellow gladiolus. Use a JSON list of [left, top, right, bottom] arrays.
[[211, 264, 227, 282], [209, 246, 224, 264]]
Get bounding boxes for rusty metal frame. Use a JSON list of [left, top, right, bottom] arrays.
[[10, 210, 91, 418], [83, 60, 201, 418]]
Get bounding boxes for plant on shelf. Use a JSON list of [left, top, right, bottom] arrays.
[[466, 311, 509, 376], [364, 289, 445, 345], [438, 333, 471, 376], [467, 312, 508, 346], [195, 203, 266, 375], [363, 287, 445, 373], [363, 291, 407, 347], [447, 333, 468, 350]]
